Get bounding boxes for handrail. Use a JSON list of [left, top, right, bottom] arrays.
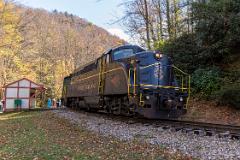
[[186, 75, 191, 108], [137, 63, 191, 108], [98, 58, 106, 95], [172, 65, 189, 75], [140, 84, 188, 90], [128, 68, 132, 96], [139, 63, 190, 88], [139, 63, 189, 75], [133, 67, 136, 96], [128, 67, 137, 96]]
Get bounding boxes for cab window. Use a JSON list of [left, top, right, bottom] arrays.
[[113, 49, 134, 60]]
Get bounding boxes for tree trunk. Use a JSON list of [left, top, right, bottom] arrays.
[[143, 0, 151, 49], [166, 0, 172, 39], [173, 0, 179, 38], [187, 0, 190, 34], [157, 0, 163, 40]]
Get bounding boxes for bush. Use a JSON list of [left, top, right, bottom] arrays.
[[192, 67, 221, 98], [216, 84, 240, 109], [161, 34, 203, 74]]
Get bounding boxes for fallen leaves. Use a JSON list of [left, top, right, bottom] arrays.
[[0, 111, 190, 160], [181, 99, 240, 126]]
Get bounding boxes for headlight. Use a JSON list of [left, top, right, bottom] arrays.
[[155, 53, 163, 60], [180, 97, 183, 102], [145, 96, 150, 100]]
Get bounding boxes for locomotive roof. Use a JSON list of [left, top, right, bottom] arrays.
[[102, 45, 145, 54], [72, 45, 145, 74], [73, 60, 96, 74], [112, 44, 145, 52]]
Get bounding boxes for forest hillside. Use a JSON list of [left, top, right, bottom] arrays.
[[122, 0, 240, 109], [0, 1, 124, 97]]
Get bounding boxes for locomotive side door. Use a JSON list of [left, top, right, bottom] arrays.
[[98, 53, 111, 107], [98, 53, 110, 95]]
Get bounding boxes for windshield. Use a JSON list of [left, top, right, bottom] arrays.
[[113, 49, 134, 60]]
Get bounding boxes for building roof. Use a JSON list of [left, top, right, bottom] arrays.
[[2, 78, 45, 90]]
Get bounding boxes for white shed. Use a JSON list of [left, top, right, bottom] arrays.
[[2, 78, 45, 112]]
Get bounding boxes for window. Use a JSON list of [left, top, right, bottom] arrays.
[[135, 46, 145, 53], [113, 49, 134, 60]]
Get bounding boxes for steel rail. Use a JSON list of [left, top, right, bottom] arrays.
[[65, 108, 240, 139]]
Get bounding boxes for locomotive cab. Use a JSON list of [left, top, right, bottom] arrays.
[[100, 45, 145, 64], [132, 51, 190, 118]]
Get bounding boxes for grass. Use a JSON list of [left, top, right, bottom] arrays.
[[0, 111, 191, 160]]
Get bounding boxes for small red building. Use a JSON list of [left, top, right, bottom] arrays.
[[1, 78, 45, 112]]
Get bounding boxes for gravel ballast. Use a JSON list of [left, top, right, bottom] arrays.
[[52, 109, 240, 160]]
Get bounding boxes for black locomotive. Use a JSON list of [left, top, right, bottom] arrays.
[[62, 45, 190, 119]]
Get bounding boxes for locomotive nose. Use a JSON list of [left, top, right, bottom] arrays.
[[164, 98, 177, 109]]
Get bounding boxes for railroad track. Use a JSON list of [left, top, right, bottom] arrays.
[[65, 107, 240, 140], [28, 107, 66, 112], [151, 119, 240, 139]]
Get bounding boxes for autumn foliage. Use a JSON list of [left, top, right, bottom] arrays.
[[0, 1, 124, 98]]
